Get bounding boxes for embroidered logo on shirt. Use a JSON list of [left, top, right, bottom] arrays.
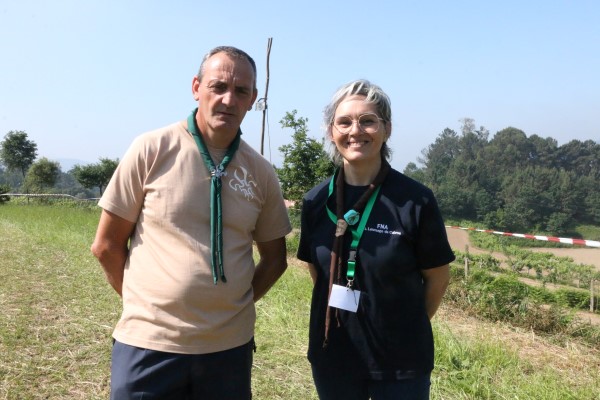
[[366, 223, 402, 236], [229, 166, 257, 201]]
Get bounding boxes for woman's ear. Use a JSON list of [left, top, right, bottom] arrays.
[[385, 120, 392, 140], [326, 125, 334, 140]]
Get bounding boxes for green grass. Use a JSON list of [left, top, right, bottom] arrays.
[[432, 322, 598, 399], [575, 224, 600, 241], [0, 204, 116, 398], [254, 266, 317, 399], [1, 203, 599, 399]]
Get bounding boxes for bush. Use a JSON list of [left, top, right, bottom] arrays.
[[477, 275, 531, 319], [528, 285, 556, 304], [453, 250, 501, 272], [555, 288, 596, 310], [447, 260, 600, 346], [521, 303, 574, 334], [0, 184, 11, 204]]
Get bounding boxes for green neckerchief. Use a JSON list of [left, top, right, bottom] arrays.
[[187, 108, 241, 284], [326, 179, 381, 282]]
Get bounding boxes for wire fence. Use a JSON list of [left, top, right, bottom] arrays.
[[4, 193, 99, 202]]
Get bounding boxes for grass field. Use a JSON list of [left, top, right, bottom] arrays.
[[1, 203, 599, 399]]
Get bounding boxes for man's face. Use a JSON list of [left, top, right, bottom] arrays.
[[192, 52, 257, 148]]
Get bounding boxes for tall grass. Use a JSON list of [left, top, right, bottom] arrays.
[[432, 320, 599, 399], [0, 204, 116, 398], [1, 203, 599, 399]]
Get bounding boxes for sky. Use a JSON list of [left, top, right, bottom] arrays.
[[1, 0, 599, 172]]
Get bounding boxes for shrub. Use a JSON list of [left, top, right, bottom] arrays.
[[477, 275, 531, 319], [0, 184, 11, 204], [555, 288, 596, 310], [528, 285, 556, 304], [453, 250, 501, 273]]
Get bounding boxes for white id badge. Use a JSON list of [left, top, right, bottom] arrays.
[[329, 284, 360, 312]]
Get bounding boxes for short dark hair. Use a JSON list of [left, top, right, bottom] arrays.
[[197, 46, 257, 89]]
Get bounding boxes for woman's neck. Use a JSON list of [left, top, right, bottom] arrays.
[[343, 158, 382, 186]]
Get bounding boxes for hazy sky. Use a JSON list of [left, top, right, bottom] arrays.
[[1, 0, 598, 172]]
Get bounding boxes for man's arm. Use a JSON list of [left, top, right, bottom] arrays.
[[252, 237, 288, 302], [90, 210, 136, 297], [421, 264, 450, 320]]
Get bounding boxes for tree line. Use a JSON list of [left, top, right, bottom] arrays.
[[404, 118, 600, 235], [0, 130, 118, 200]]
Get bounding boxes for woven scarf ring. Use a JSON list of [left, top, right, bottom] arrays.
[[323, 157, 390, 347], [187, 108, 241, 284]]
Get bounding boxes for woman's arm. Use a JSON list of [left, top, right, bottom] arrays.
[[421, 264, 450, 320]]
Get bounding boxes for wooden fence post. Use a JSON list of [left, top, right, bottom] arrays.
[[464, 244, 469, 279], [591, 279, 596, 313]]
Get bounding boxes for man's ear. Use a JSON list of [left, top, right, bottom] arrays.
[[192, 76, 201, 101], [249, 88, 258, 111]]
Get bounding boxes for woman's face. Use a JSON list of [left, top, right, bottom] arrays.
[[331, 95, 390, 167]]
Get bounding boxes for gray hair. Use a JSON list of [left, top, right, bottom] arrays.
[[197, 46, 257, 89], [323, 79, 392, 165]]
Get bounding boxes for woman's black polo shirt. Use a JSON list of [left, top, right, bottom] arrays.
[[297, 168, 455, 379]]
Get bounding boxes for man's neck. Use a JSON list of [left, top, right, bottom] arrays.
[[194, 117, 237, 149]]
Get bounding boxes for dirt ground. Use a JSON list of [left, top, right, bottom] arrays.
[[445, 227, 600, 325]]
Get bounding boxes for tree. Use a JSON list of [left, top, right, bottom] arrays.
[[55, 171, 95, 198], [277, 110, 334, 205], [403, 162, 426, 183], [23, 157, 61, 193], [0, 164, 21, 189], [0, 131, 38, 178], [482, 127, 532, 172], [556, 139, 600, 176], [459, 117, 476, 135], [528, 134, 557, 168], [71, 158, 119, 195], [419, 128, 460, 190]]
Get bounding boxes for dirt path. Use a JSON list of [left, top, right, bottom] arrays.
[[446, 227, 600, 270], [445, 227, 600, 326]]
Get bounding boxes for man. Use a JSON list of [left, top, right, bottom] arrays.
[[91, 46, 291, 399]]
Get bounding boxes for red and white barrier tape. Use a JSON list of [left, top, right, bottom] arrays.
[[446, 226, 600, 248]]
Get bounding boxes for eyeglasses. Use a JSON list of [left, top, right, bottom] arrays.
[[333, 113, 384, 135]]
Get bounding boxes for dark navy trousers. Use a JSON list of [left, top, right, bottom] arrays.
[[110, 339, 254, 400]]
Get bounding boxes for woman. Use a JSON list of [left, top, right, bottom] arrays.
[[297, 79, 455, 400]]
